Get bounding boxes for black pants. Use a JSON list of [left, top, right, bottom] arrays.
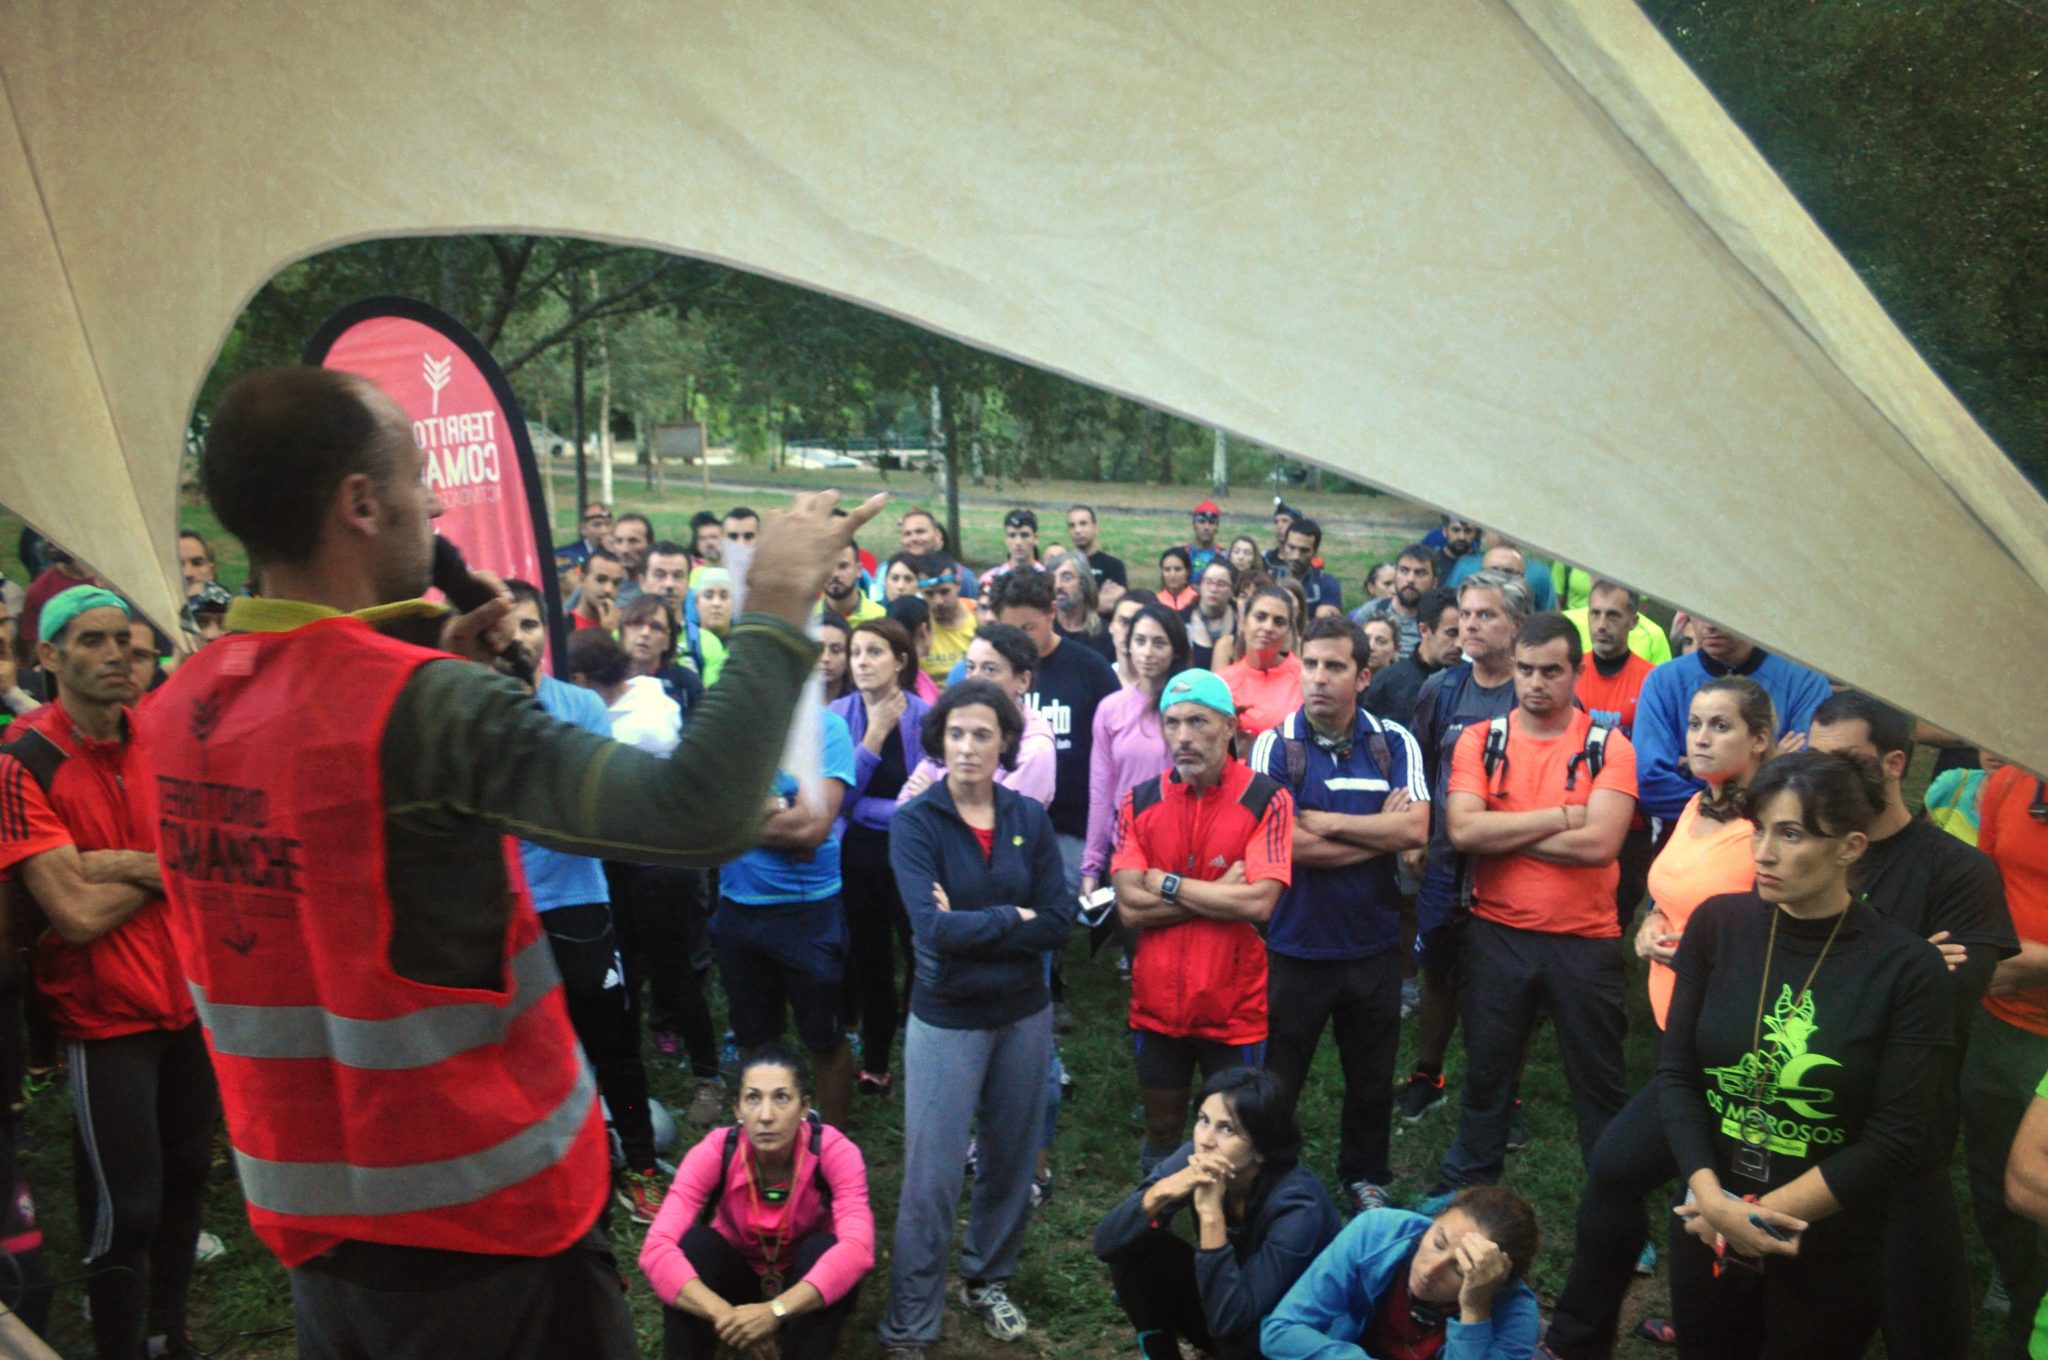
[[608, 862, 719, 1077], [1962, 1008, 2048, 1360], [1106, 1228, 1258, 1360], [1545, 1079, 1673, 1359], [1878, 1158, 1973, 1360], [1441, 919, 1628, 1186], [1667, 1225, 1883, 1360], [840, 835, 911, 1075], [543, 902, 657, 1172], [1615, 824, 1654, 932], [291, 1226, 638, 1360], [661, 1226, 855, 1359], [1265, 949, 1402, 1186], [68, 1023, 217, 1360]]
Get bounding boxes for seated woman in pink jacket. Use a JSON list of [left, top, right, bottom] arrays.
[[896, 623, 1057, 808], [640, 1045, 875, 1360]]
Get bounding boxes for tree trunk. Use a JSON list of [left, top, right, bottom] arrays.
[[1212, 427, 1229, 497], [1145, 408, 1168, 484], [571, 274, 588, 514], [931, 383, 961, 557], [595, 284, 614, 507]]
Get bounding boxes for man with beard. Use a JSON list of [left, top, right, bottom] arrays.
[[608, 513, 652, 606], [1350, 544, 1437, 659], [0, 588, 216, 1359], [501, 580, 667, 1225], [1276, 517, 1344, 618], [1573, 581, 1657, 929], [642, 540, 693, 613], [1363, 586, 1459, 725], [687, 511, 722, 568], [822, 541, 884, 625], [1112, 669, 1293, 1170], [1431, 516, 1480, 585], [1399, 571, 1530, 1126]]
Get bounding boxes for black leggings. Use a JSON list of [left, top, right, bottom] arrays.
[[661, 1227, 856, 1360], [543, 902, 657, 1172], [840, 835, 911, 1075], [68, 1023, 218, 1360], [607, 863, 719, 1078], [1105, 1228, 1258, 1360], [1667, 1225, 1883, 1360], [1545, 1080, 1672, 1358]]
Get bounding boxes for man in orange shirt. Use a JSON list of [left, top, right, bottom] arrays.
[[1419, 612, 1638, 1205], [1574, 581, 1656, 931], [1964, 763, 2048, 1354]]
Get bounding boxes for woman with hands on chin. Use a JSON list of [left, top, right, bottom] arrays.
[[1261, 1185, 1543, 1360], [1094, 1068, 1341, 1360], [639, 1045, 875, 1360], [1658, 751, 1950, 1360]]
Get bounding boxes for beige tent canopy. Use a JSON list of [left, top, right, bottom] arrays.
[[3, 0, 2044, 767]]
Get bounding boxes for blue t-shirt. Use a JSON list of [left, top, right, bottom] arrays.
[[1633, 647, 1833, 820], [1251, 709, 1428, 960], [1444, 552, 1558, 611], [719, 710, 858, 905], [518, 676, 613, 912]]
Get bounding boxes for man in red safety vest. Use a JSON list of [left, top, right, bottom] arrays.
[[138, 366, 881, 1359]]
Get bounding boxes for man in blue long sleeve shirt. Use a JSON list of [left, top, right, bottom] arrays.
[[1631, 620, 1833, 824]]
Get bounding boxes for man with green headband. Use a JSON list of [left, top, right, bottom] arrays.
[[0, 584, 219, 1359], [1110, 668, 1295, 1171], [135, 365, 882, 1358]]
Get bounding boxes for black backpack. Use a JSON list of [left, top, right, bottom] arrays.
[[1478, 714, 1610, 793], [694, 1112, 832, 1225], [1279, 716, 1393, 793]]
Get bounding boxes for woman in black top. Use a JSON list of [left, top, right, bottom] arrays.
[[1659, 751, 1950, 1359], [1182, 560, 1237, 672], [1093, 1068, 1341, 1360]]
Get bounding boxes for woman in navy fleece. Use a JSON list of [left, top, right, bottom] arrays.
[[877, 681, 1078, 1358], [1094, 1068, 1341, 1360]]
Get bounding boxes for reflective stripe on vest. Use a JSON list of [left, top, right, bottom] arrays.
[[234, 1063, 597, 1218], [190, 935, 557, 1070]]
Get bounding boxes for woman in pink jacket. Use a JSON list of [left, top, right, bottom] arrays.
[[640, 1046, 876, 1360], [1082, 603, 1193, 896]]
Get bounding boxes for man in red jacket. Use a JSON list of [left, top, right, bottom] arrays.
[[1112, 668, 1293, 1173], [0, 586, 214, 1360]]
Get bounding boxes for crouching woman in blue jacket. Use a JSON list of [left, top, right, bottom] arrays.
[[1094, 1068, 1341, 1360], [1262, 1185, 1542, 1360]]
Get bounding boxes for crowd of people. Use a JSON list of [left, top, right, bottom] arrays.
[[0, 371, 2042, 1360]]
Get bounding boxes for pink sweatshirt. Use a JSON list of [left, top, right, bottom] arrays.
[[639, 1123, 875, 1307], [1082, 685, 1173, 880], [898, 704, 1057, 809]]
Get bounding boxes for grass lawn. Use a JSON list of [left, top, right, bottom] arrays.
[[0, 471, 2003, 1357]]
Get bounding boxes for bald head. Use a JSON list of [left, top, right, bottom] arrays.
[[204, 367, 414, 567]]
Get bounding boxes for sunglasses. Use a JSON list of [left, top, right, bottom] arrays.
[[1192, 513, 1219, 524]]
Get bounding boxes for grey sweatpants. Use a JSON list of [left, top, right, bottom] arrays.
[[879, 1007, 1053, 1346]]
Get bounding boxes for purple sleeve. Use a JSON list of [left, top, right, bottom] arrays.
[[1082, 699, 1120, 879], [1006, 720, 1057, 807]]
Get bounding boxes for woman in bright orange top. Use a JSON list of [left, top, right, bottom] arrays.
[[1218, 583, 1303, 753], [1636, 676, 1775, 1027]]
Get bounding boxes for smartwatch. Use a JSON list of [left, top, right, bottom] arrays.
[[1160, 872, 1183, 903]]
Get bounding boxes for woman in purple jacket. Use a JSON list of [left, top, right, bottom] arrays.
[[828, 618, 931, 1095], [1081, 603, 1191, 897]]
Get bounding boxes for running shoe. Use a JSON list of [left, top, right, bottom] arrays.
[[960, 1279, 1029, 1341], [615, 1168, 662, 1226], [1029, 1172, 1054, 1208], [1395, 1070, 1448, 1123], [1400, 976, 1421, 1020], [652, 1030, 680, 1059], [193, 1230, 226, 1266], [858, 1069, 893, 1096], [1506, 1099, 1530, 1152], [964, 1138, 980, 1179], [1345, 1181, 1393, 1215], [1635, 1240, 1658, 1275]]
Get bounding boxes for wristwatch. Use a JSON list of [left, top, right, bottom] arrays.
[[769, 1298, 788, 1319], [1160, 872, 1183, 903]]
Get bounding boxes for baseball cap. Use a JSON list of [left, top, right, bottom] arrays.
[[1158, 668, 1235, 718], [1192, 500, 1221, 517], [39, 585, 130, 644], [1002, 508, 1038, 531], [183, 582, 233, 627]]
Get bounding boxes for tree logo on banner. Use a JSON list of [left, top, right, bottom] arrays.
[[422, 353, 453, 414]]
